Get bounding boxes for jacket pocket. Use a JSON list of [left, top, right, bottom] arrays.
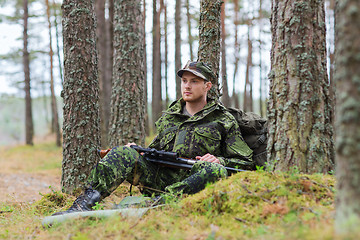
[[192, 123, 222, 155], [194, 126, 221, 141], [159, 126, 177, 150]]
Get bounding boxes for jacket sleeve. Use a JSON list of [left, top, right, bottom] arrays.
[[217, 121, 255, 170], [148, 135, 160, 149]]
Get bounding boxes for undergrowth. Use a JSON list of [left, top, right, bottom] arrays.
[[1, 143, 358, 239], [0, 170, 341, 240]]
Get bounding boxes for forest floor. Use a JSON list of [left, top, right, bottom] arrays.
[[0, 142, 61, 204], [0, 172, 60, 203], [0, 141, 358, 240], [0, 141, 130, 209]]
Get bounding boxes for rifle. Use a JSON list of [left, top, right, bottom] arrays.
[[98, 146, 247, 173], [129, 145, 247, 173]]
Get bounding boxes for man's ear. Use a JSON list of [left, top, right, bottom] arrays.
[[205, 81, 212, 91]]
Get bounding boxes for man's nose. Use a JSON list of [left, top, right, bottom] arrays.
[[184, 82, 191, 88]]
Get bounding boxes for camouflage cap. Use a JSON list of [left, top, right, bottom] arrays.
[[177, 61, 216, 82]]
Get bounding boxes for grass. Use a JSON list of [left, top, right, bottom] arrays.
[[0, 142, 358, 239], [0, 142, 62, 174]]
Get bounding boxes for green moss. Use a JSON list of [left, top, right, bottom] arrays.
[[179, 171, 334, 229], [32, 190, 74, 215]]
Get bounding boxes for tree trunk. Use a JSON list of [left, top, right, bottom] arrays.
[[232, 0, 240, 109], [186, 0, 194, 61], [40, 80, 50, 128], [258, 0, 265, 117], [244, 27, 253, 112], [175, 0, 182, 99], [335, 0, 360, 234], [46, 0, 61, 147], [23, 0, 34, 146], [109, 0, 146, 146], [152, 0, 162, 128], [327, 0, 335, 129], [220, 0, 230, 107], [105, 0, 114, 144], [198, 0, 222, 100], [162, 0, 169, 108], [143, 0, 150, 136], [95, 0, 110, 147], [53, 0, 63, 87], [267, 0, 334, 173], [61, 0, 101, 194]]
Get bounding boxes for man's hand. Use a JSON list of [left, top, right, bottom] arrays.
[[125, 142, 137, 148], [196, 153, 221, 164]]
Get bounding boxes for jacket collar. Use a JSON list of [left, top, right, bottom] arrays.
[[165, 98, 225, 120]]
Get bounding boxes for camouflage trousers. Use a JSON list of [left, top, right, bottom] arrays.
[[87, 146, 227, 198]]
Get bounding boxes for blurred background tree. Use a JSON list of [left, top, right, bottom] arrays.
[[0, 0, 336, 146]]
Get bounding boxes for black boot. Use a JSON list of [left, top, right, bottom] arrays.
[[52, 188, 101, 216]]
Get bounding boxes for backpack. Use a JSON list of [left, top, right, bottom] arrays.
[[227, 107, 268, 168]]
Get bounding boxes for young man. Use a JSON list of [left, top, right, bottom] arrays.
[[53, 61, 254, 215]]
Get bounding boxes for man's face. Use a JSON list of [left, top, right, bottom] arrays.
[[181, 72, 212, 103]]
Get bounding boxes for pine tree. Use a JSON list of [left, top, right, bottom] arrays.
[[45, 0, 61, 147], [61, 0, 101, 193], [335, 0, 360, 234], [175, 0, 182, 99], [152, 0, 162, 128], [23, 0, 34, 146], [220, 0, 230, 107], [95, 0, 110, 148], [109, 0, 146, 146], [267, 0, 334, 173]]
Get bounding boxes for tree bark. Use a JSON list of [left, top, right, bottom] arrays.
[[175, 0, 182, 99], [109, 0, 146, 147], [152, 0, 162, 128], [198, 0, 222, 100], [335, 0, 360, 234], [61, 0, 101, 193], [267, 0, 334, 173], [220, 0, 230, 107], [46, 0, 61, 147], [23, 0, 34, 146]]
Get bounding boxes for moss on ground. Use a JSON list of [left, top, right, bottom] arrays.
[[2, 170, 337, 240]]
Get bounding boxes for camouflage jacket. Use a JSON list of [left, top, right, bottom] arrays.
[[149, 98, 254, 170]]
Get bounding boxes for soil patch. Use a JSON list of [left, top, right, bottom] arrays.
[[0, 172, 60, 203]]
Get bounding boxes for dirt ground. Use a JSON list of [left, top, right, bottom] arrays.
[[0, 172, 61, 203], [0, 141, 134, 205]]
